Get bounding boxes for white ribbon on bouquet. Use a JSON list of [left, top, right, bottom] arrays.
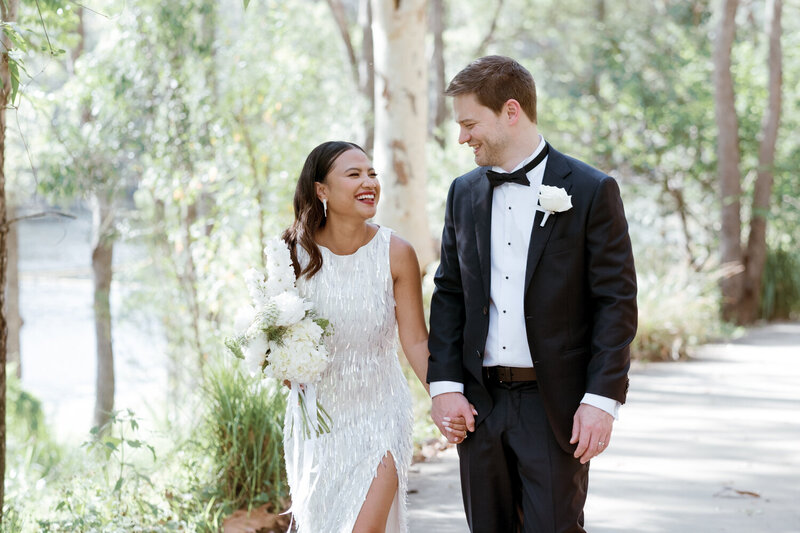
[[284, 382, 322, 531]]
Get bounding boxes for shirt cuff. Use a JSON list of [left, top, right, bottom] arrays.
[[581, 393, 621, 420], [429, 381, 464, 398]]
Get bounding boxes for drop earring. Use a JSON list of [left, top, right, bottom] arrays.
[[322, 198, 328, 217]]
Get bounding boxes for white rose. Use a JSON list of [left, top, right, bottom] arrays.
[[538, 185, 573, 213], [244, 334, 269, 375], [272, 292, 309, 326]]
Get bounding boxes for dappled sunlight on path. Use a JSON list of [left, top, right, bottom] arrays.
[[409, 323, 800, 532], [586, 323, 800, 532]]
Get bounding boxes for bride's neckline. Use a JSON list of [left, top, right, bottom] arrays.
[[316, 225, 381, 257]]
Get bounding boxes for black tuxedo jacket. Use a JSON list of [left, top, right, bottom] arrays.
[[427, 145, 638, 453]]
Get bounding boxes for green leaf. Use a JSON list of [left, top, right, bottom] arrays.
[[113, 477, 124, 492], [225, 336, 245, 359], [243, 0, 251, 9], [9, 59, 19, 104]]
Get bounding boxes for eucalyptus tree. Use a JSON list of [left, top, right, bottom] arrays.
[[714, 0, 783, 324], [371, 0, 436, 269], [127, 0, 362, 411], [0, 0, 19, 518], [35, 4, 146, 431]]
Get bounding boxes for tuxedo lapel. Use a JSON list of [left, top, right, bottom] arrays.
[[524, 149, 573, 292], [471, 169, 493, 300]]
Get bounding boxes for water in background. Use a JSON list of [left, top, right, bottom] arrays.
[[18, 209, 169, 441]]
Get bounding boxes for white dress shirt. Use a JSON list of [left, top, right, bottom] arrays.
[[430, 136, 620, 419]]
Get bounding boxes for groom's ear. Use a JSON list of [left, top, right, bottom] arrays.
[[503, 99, 522, 125]]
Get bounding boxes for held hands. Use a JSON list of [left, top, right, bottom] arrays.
[[570, 403, 613, 464], [431, 392, 477, 444]]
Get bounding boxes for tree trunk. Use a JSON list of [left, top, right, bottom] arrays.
[[183, 202, 205, 373], [713, 0, 743, 322], [326, 0, 360, 86], [6, 198, 20, 378], [359, 0, 375, 152], [740, 0, 782, 323], [0, 0, 19, 520], [430, 0, 447, 146], [371, 0, 435, 270], [326, 0, 375, 152], [92, 194, 115, 431]]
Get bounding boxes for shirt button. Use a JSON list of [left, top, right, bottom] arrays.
[[502, 346, 506, 350], [503, 310, 506, 313], [507, 242, 511, 246], [505, 276, 509, 280]]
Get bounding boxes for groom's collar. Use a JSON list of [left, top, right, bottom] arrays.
[[490, 135, 548, 175]]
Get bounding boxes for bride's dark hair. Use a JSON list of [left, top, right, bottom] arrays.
[[282, 141, 366, 279]]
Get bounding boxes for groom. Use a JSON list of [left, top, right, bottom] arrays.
[[428, 56, 638, 532]]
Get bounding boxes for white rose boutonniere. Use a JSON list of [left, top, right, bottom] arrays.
[[537, 185, 573, 227]]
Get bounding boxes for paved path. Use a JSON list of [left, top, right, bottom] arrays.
[[408, 323, 800, 532]]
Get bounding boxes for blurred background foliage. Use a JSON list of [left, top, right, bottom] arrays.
[[4, 0, 800, 528]]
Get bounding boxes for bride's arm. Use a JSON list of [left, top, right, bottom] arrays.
[[390, 234, 430, 394]]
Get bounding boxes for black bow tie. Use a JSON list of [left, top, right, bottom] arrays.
[[485, 143, 550, 188]]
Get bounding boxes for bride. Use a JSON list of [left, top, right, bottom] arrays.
[[280, 141, 466, 532]]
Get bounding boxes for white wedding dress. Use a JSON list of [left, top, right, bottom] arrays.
[[285, 226, 414, 533]]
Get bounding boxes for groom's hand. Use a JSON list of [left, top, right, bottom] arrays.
[[570, 403, 613, 464], [431, 392, 476, 443]]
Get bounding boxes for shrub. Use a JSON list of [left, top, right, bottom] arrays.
[[760, 246, 800, 320], [632, 265, 728, 361], [200, 360, 289, 514]]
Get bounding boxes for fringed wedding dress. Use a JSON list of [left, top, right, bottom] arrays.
[[285, 226, 414, 533]]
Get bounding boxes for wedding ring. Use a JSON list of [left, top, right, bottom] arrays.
[[598, 441, 605, 447]]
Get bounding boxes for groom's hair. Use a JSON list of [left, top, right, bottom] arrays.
[[446, 55, 537, 123]]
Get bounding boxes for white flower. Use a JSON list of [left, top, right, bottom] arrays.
[[264, 238, 296, 297], [271, 347, 328, 384], [244, 334, 269, 375], [272, 292, 309, 327], [243, 268, 270, 305], [538, 185, 573, 212], [234, 305, 256, 333], [286, 318, 324, 344], [537, 185, 573, 227]]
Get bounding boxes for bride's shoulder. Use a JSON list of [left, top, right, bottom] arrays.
[[388, 232, 420, 280]]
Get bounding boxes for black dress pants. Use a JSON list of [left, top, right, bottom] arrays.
[[457, 381, 589, 533]]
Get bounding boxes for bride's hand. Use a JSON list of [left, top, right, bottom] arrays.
[[442, 415, 470, 442], [283, 380, 306, 392]]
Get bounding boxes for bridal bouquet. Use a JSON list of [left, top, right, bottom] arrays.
[[226, 237, 332, 439]]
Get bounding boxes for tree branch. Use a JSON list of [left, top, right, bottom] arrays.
[[474, 0, 505, 57], [325, 0, 360, 89], [7, 210, 77, 225]]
